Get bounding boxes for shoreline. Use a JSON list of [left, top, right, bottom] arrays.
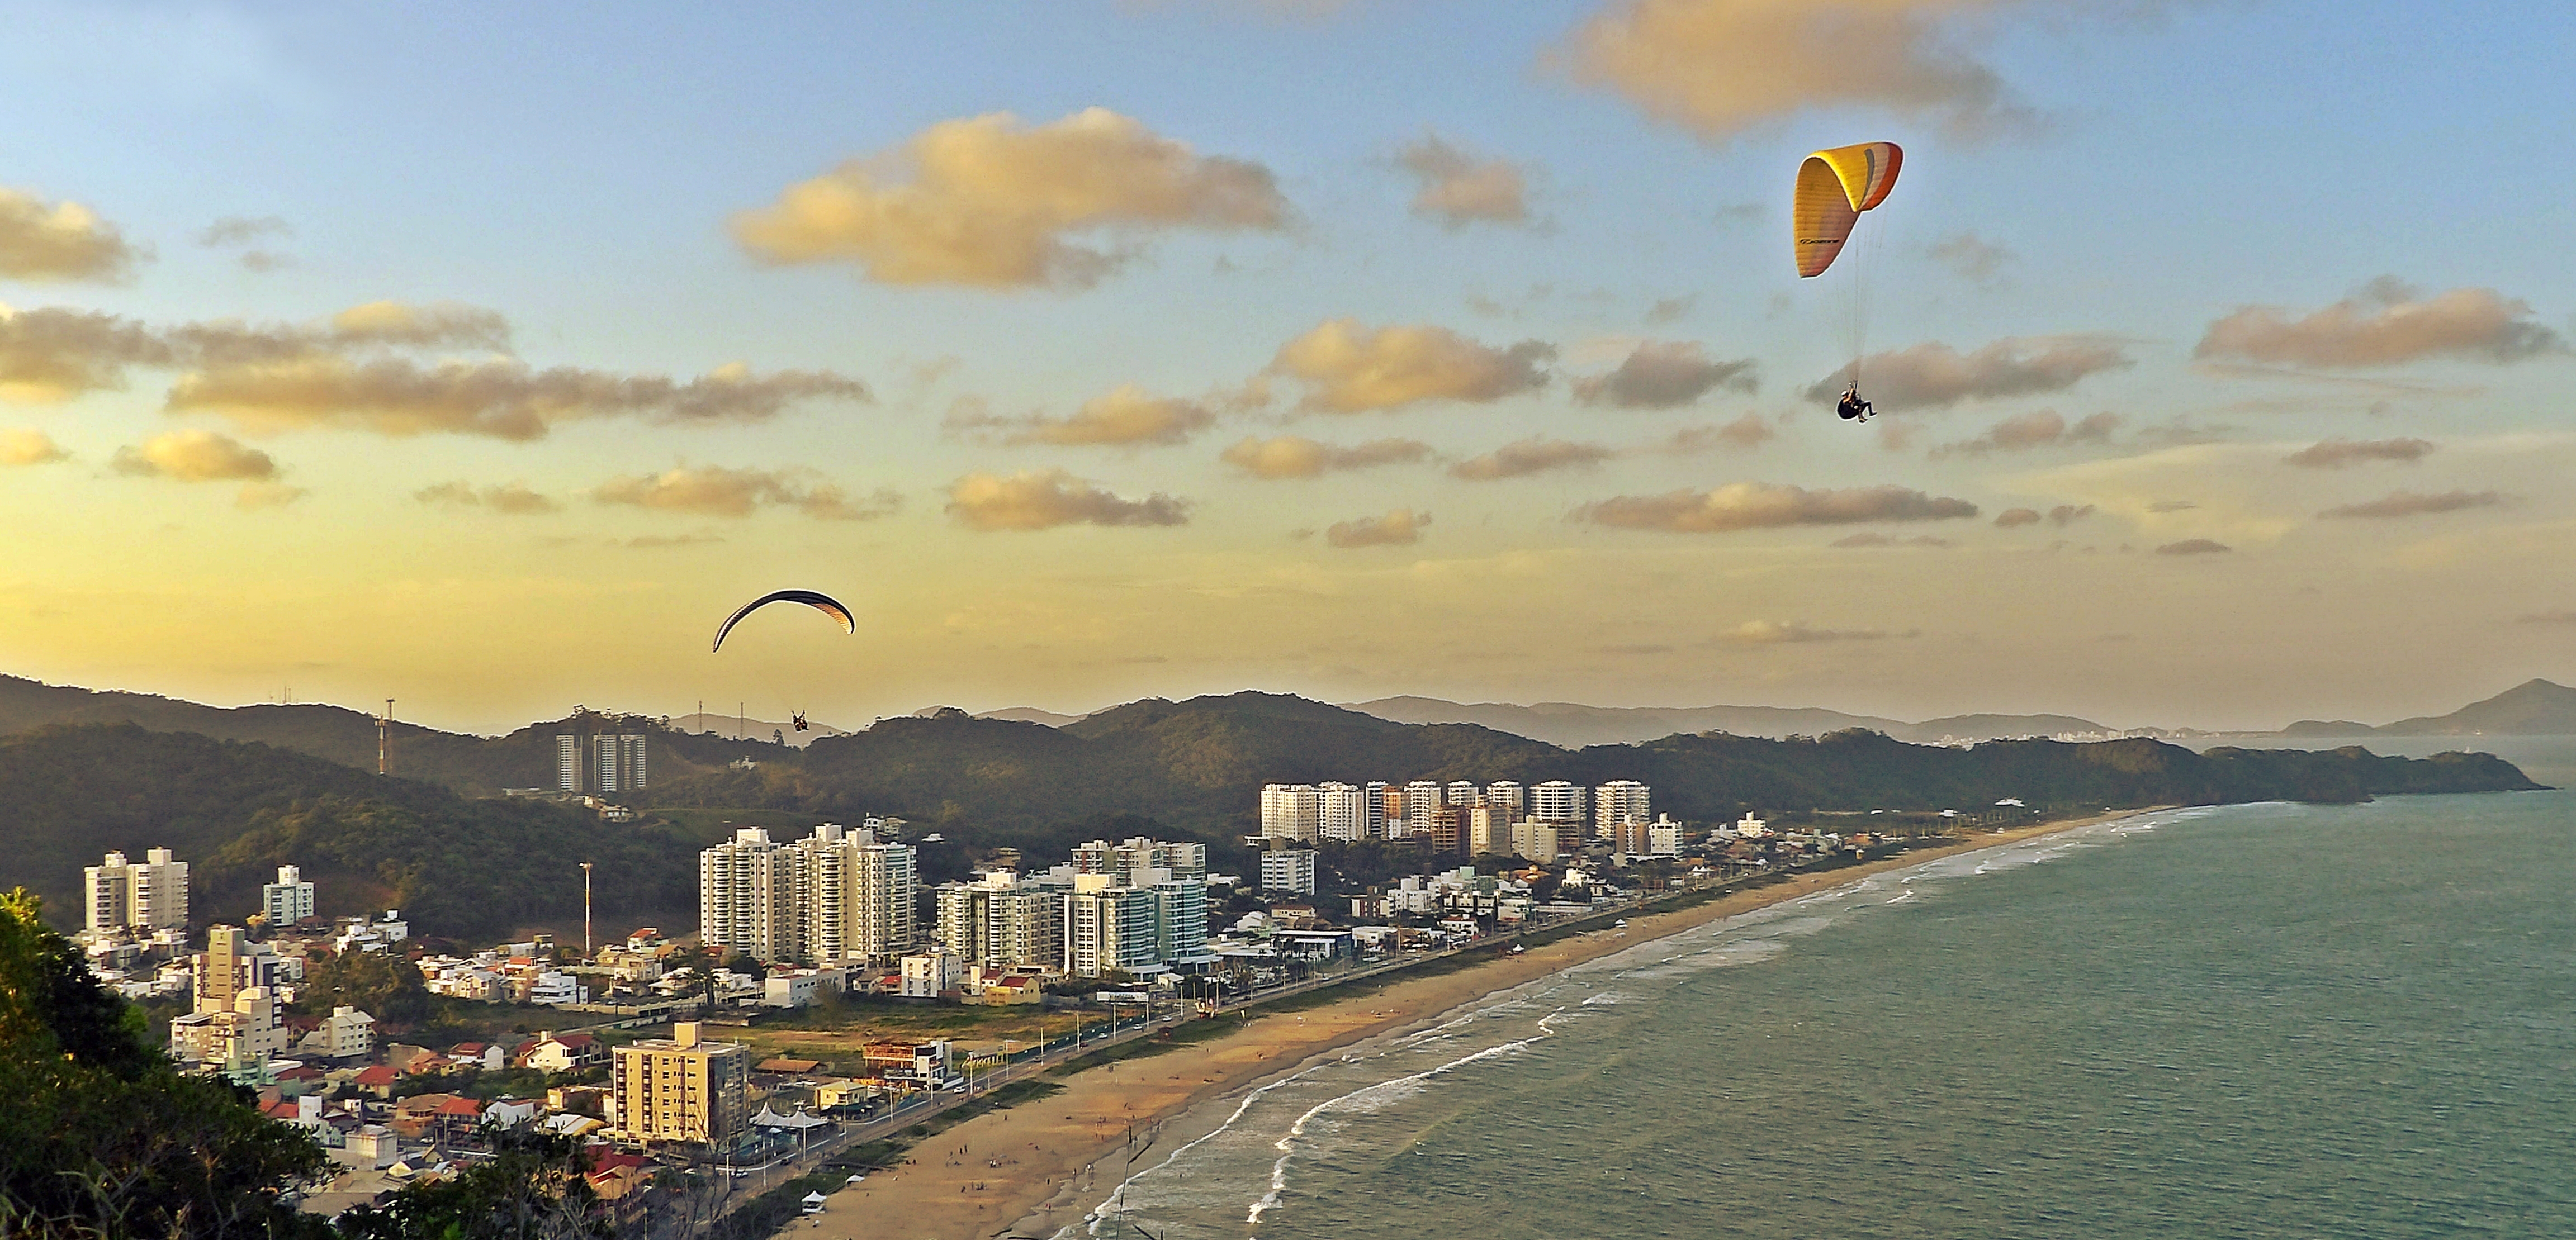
[[809, 810, 2154, 1240]]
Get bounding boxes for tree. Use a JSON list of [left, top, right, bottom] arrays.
[[0, 888, 333, 1240]]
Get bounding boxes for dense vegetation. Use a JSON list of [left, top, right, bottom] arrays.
[[0, 726, 698, 940], [0, 889, 332, 1239]]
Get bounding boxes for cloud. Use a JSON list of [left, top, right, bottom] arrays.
[[2317, 490, 2506, 520], [1571, 340, 1756, 408], [0, 187, 141, 281], [1831, 533, 1952, 548], [1717, 619, 1905, 644], [232, 481, 308, 510], [1325, 507, 1430, 548], [2146, 499, 2197, 513], [0, 428, 67, 465], [1395, 134, 1531, 229], [1928, 231, 2013, 283], [1811, 336, 2132, 410], [2048, 503, 2094, 526], [1218, 434, 1432, 478], [1644, 296, 1695, 325], [945, 467, 1189, 530], [321, 301, 513, 350], [1556, 0, 2035, 143], [1573, 481, 1977, 533], [1710, 202, 1763, 227], [1650, 413, 1776, 454], [2518, 610, 2576, 625], [591, 465, 899, 521], [730, 108, 1290, 289], [624, 533, 727, 549], [2155, 538, 2231, 555], [110, 429, 277, 481], [1928, 408, 2121, 457], [2282, 436, 2436, 469], [196, 215, 292, 248], [950, 383, 1216, 447], [1993, 507, 2040, 528], [167, 357, 866, 440], [1270, 319, 1552, 413], [2195, 279, 2566, 368], [413, 481, 561, 514], [1450, 435, 1615, 480], [0, 306, 174, 401]]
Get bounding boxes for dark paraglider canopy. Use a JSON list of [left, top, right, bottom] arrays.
[[711, 588, 856, 653]]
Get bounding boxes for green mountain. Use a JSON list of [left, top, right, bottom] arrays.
[[0, 674, 797, 793], [646, 692, 2547, 843], [0, 725, 698, 940]]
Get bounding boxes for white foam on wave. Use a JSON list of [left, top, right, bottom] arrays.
[[1246, 1013, 1561, 1226]]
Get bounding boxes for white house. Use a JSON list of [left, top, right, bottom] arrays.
[[899, 948, 963, 999]]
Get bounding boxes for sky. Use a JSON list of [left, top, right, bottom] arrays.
[[1, 0, 2571, 735]]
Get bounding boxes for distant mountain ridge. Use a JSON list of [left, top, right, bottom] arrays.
[[1345, 696, 2144, 748], [2284, 679, 2576, 737]]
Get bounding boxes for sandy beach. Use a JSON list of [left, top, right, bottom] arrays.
[[801, 813, 2142, 1240]]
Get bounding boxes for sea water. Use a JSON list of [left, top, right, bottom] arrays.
[[1077, 777, 2576, 1238]]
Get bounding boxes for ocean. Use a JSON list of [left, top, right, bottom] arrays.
[[1078, 749, 2576, 1239]]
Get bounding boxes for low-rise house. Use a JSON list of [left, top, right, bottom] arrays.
[[349, 1064, 399, 1098], [482, 1098, 537, 1128], [516, 1032, 604, 1072]]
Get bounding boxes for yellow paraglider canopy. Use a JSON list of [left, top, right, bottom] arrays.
[[1793, 142, 1902, 278]]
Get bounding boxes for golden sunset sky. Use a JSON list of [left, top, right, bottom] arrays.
[[2, 1, 2569, 733]]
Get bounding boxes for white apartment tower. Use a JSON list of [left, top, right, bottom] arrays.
[[85, 848, 188, 935], [1260, 849, 1318, 896], [1530, 780, 1589, 824], [262, 865, 316, 927], [1317, 782, 1365, 841], [1259, 784, 1320, 842], [1403, 781, 1444, 833], [935, 872, 1062, 972], [698, 828, 793, 960], [557, 732, 649, 794], [1363, 781, 1389, 839], [1445, 780, 1479, 806], [1484, 781, 1524, 820], [1594, 781, 1652, 838], [700, 825, 917, 965]]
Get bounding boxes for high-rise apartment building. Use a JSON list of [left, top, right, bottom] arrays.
[[1260, 849, 1318, 896], [1364, 781, 1390, 839], [84, 848, 188, 935], [1510, 820, 1563, 862], [700, 824, 917, 965], [557, 732, 649, 794], [1426, 805, 1466, 856], [1469, 802, 1515, 856], [1530, 780, 1589, 824], [1404, 781, 1444, 833], [262, 865, 316, 927], [1259, 784, 1319, 842], [1064, 881, 1162, 977], [698, 828, 794, 960], [1484, 781, 1524, 820], [935, 872, 1062, 971], [610, 1022, 750, 1144], [1073, 838, 1209, 885], [1445, 780, 1479, 806], [1594, 780, 1652, 838], [1317, 782, 1364, 841]]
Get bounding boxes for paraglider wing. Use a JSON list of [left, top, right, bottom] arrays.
[[1793, 141, 1902, 278], [711, 588, 857, 653]]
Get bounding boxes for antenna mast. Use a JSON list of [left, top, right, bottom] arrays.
[[581, 862, 595, 956], [377, 700, 394, 776]]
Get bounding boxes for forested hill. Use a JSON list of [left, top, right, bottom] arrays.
[[1, 725, 697, 939], [0, 675, 795, 794], [646, 692, 2549, 842]]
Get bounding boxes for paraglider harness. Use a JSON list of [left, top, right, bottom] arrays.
[[791, 711, 810, 732], [1836, 386, 1873, 421]]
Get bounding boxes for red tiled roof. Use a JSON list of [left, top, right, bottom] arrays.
[[435, 1096, 483, 1117], [263, 1099, 301, 1119], [352, 1066, 398, 1086], [553, 1033, 597, 1048], [276, 1065, 324, 1081]]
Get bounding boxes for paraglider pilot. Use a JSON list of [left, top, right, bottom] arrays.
[[1836, 386, 1873, 421]]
